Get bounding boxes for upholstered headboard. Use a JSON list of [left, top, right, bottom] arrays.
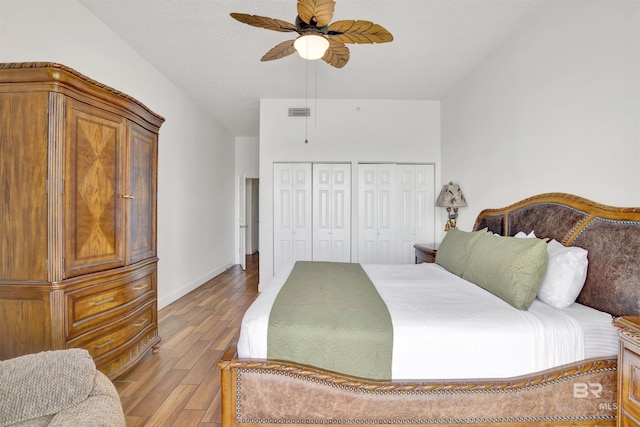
[[473, 193, 640, 317]]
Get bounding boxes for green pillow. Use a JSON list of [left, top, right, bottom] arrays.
[[435, 228, 486, 276], [462, 233, 548, 310]]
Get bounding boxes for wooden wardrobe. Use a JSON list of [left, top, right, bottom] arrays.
[[0, 63, 164, 379]]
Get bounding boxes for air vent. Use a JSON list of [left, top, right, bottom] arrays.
[[288, 107, 311, 117]]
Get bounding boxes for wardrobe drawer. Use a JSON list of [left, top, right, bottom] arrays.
[[67, 299, 157, 360], [66, 268, 156, 338], [96, 327, 160, 380], [620, 343, 640, 423]]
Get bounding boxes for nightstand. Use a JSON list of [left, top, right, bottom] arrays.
[[615, 316, 640, 426], [413, 244, 438, 264]]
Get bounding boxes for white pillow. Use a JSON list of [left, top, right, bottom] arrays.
[[537, 239, 588, 308], [515, 230, 537, 238]]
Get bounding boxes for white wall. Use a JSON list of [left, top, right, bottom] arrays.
[[259, 98, 441, 286], [442, 0, 640, 230], [236, 137, 260, 179], [1, 0, 237, 309], [235, 137, 260, 263]]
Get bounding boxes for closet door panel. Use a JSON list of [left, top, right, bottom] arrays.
[[273, 163, 311, 273], [415, 164, 435, 244], [313, 166, 332, 262], [376, 164, 397, 264], [273, 164, 291, 272], [292, 185, 311, 257], [397, 165, 417, 264], [358, 165, 379, 264], [358, 164, 396, 264], [331, 188, 348, 261], [292, 165, 312, 263], [313, 164, 351, 263], [396, 164, 435, 263], [330, 164, 351, 262]]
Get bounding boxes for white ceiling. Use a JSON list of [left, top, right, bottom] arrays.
[[79, 0, 543, 137]]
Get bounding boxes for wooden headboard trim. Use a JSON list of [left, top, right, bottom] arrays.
[[564, 213, 592, 246]]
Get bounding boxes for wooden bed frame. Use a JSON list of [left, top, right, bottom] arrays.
[[218, 193, 640, 426]]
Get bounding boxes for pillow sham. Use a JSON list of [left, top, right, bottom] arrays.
[[462, 233, 548, 310], [514, 232, 589, 308], [515, 230, 537, 238], [435, 228, 486, 276], [537, 239, 588, 308]]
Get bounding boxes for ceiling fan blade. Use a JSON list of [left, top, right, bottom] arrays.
[[327, 20, 393, 44], [261, 40, 297, 62], [230, 13, 297, 33], [321, 39, 350, 68], [297, 0, 335, 27]]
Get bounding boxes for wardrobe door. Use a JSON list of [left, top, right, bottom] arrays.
[[127, 122, 158, 265], [397, 164, 435, 263], [273, 163, 312, 273], [358, 164, 396, 264], [313, 164, 351, 262], [64, 98, 126, 278]]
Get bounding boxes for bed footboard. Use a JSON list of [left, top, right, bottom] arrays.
[[218, 345, 616, 427]]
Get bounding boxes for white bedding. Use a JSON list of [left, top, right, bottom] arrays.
[[238, 262, 618, 380]]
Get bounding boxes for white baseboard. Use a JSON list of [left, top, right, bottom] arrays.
[[158, 263, 235, 310]]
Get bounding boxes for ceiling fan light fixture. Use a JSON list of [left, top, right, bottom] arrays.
[[231, 0, 393, 68], [294, 34, 329, 60]]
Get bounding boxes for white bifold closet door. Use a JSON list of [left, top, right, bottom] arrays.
[[312, 164, 351, 262], [358, 164, 397, 264], [273, 163, 312, 274], [359, 163, 435, 264], [397, 164, 435, 263]]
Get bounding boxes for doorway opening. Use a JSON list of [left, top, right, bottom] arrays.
[[239, 177, 259, 270]]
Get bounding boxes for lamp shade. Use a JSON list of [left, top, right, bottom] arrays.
[[435, 182, 467, 208], [294, 34, 330, 60]]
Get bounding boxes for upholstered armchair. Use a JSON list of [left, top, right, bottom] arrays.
[[0, 349, 125, 427]]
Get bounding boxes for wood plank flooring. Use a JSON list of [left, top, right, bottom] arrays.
[[115, 253, 260, 426]]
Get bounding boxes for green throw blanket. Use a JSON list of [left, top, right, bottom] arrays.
[[267, 261, 393, 380]]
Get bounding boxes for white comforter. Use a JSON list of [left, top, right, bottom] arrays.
[[238, 262, 617, 380]]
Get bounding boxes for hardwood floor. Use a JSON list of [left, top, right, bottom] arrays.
[[115, 253, 260, 426]]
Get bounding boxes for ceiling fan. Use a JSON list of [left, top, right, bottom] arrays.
[[230, 0, 393, 68]]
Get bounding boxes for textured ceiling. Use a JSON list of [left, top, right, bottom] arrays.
[[79, 0, 542, 137]]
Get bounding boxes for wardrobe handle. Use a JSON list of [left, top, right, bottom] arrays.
[[93, 297, 114, 306], [95, 339, 115, 349], [119, 194, 135, 199], [134, 318, 148, 328]]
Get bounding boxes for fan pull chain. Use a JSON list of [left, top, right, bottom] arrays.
[[304, 57, 309, 144], [314, 60, 318, 129]]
